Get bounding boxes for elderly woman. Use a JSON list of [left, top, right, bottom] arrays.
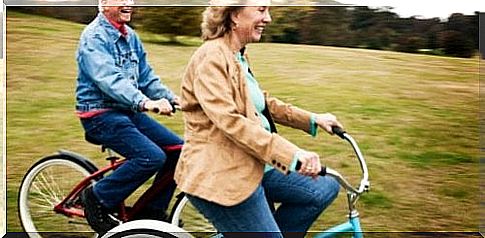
[[175, 1, 342, 237]]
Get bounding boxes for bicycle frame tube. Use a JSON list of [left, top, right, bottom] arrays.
[[52, 145, 182, 219], [125, 170, 175, 219], [125, 145, 182, 220], [53, 160, 126, 217], [313, 216, 362, 238]]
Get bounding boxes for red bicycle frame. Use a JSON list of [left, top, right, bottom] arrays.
[[53, 144, 183, 221]]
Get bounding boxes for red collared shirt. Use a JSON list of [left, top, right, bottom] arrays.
[[107, 18, 128, 37]]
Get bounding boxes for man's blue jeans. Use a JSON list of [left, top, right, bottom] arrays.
[[80, 110, 183, 211], [187, 169, 340, 238]]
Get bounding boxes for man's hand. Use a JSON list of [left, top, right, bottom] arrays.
[[171, 95, 181, 111], [171, 95, 181, 106], [143, 99, 174, 116]]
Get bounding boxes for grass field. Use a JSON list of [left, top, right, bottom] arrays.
[[5, 11, 480, 233], [1, 57, 5, 235]]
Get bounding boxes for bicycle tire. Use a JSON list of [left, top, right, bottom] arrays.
[[100, 220, 192, 238], [170, 193, 218, 238], [104, 228, 178, 238], [18, 153, 99, 238]]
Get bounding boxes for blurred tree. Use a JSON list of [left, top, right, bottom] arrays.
[[349, 7, 399, 50], [299, 7, 353, 47], [480, 12, 485, 59], [264, 7, 311, 44], [438, 30, 474, 58], [429, 13, 477, 58], [133, 7, 204, 43], [425, 21, 445, 50], [9, 6, 479, 58], [11, 6, 97, 24], [394, 35, 426, 53]]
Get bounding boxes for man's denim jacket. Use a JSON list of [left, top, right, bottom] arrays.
[[75, 13, 174, 112]]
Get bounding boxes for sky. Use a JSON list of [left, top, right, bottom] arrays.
[[338, 0, 484, 19]]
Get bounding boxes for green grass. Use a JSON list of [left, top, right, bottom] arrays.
[[5, 10, 480, 233], [360, 191, 393, 209]]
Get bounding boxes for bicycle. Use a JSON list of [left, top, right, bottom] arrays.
[[18, 130, 189, 238], [99, 126, 371, 238], [19, 126, 369, 238]]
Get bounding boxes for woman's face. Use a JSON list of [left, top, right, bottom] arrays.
[[232, 2, 272, 45]]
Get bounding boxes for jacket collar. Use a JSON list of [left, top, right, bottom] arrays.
[[97, 13, 130, 42], [221, 34, 248, 55]]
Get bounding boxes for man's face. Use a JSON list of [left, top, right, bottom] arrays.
[[101, 0, 134, 24]]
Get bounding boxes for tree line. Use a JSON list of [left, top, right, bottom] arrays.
[[11, 6, 480, 58]]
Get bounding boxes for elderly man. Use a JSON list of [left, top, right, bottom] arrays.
[[76, 0, 183, 234]]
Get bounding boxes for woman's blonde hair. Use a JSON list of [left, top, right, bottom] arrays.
[[201, 6, 243, 41]]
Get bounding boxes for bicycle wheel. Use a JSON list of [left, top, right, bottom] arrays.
[[18, 153, 99, 238], [100, 220, 192, 238], [170, 194, 218, 238]]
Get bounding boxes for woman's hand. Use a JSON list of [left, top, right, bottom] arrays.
[[315, 113, 344, 135], [143, 99, 174, 116], [297, 150, 322, 179]]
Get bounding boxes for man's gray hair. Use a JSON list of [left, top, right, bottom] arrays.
[[98, 0, 105, 12]]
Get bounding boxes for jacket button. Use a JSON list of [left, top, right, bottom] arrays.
[[271, 160, 276, 165], [277, 162, 281, 168], [254, 112, 258, 116], [282, 166, 286, 171]]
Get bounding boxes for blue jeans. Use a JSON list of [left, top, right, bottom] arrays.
[[80, 110, 183, 210], [187, 169, 340, 238]]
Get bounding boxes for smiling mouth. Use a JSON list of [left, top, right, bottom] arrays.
[[120, 8, 133, 14], [255, 26, 265, 33]]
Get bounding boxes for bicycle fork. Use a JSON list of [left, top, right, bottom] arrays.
[[313, 191, 363, 238]]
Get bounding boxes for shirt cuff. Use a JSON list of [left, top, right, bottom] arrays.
[[136, 97, 149, 112], [290, 150, 303, 172], [310, 113, 318, 137]]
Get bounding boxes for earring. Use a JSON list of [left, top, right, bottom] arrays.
[[232, 23, 238, 31]]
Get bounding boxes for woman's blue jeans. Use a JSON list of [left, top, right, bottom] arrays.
[[80, 110, 183, 211], [187, 169, 340, 238]]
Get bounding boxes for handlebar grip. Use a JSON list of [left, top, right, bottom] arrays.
[[295, 161, 327, 176], [151, 102, 178, 114], [332, 126, 346, 139], [170, 102, 177, 113]]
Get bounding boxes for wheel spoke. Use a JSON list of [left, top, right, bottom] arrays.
[[31, 181, 58, 207], [39, 172, 62, 204], [44, 171, 64, 202], [19, 157, 96, 236]]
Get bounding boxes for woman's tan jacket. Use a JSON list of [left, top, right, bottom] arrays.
[[174, 35, 314, 206]]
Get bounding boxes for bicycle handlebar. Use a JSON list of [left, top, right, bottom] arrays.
[[152, 102, 180, 114], [331, 126, 346, 139], [295, 126, 370, 195], [328, 126, 370, 195]]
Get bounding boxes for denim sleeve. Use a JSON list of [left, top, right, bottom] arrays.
[[78, 33, 147, 111], [135, 35, 175, 102]]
